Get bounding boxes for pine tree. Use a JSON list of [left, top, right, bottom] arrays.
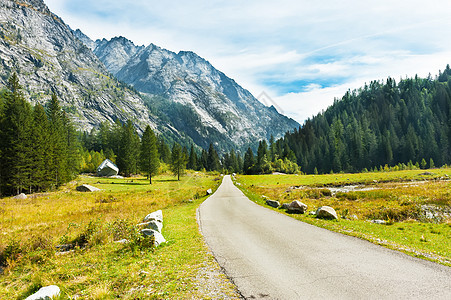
[[187, 144, 198, 170], [47, 93, 67, 187], [243, 147, 255, 174], [158, 137, 171, 164], [170, 143, 187, 181], [207, 143, 221, 171], [30, 104, 52, 192], [0, 73, 33, 195], [139, 125, 159, 184], [117, 120, 140, 177]]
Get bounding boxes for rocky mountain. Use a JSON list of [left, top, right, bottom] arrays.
[[88, 37, 299, 150], [0, 0, 298, 152], [0, 0, 171, 135]]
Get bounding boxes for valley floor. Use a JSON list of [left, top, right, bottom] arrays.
[[0, 173, 239, 299]]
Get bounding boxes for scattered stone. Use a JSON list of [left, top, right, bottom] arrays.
[[350, 214, 359, 220], [373, 180, 378, 183], [114, 239, 129, 244], [206, 189, 213, 195], [141, 229, 166, 246], [280, 203, 290, 210], [143, 210, 163, 223], [13, 193, 27, 200], [76, 184, 101, 192], [420, 172, 434, 176], [316, 206, 338, 220], [25, 285, 60, 300], [97, 159, 119, 177], [56, 244, 74, 252], [138, 220, 163, 233], [265, 199, 280, 208], [287, 200, 308, 214], [309, 211, 316, 216], [371, 219, 387, 224], [109, 175, 124, 179]]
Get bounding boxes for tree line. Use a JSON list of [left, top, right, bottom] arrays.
[[273, 67, 451, 174], [0, 74, 79, 196]]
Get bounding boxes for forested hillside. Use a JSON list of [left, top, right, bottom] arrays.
[[279, 67, 451, 174]]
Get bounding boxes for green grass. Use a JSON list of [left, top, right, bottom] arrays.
[[0, 173, 237, 299], [235, 168, 451, 266]]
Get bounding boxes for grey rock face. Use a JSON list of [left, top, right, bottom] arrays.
[[287, 200, 308, 214], [316, 206, 338, 220], [0, 0, 160, 133], [91, 37, 300, 151], [24, 285, 60, 300], [76, 184, 101, 192]]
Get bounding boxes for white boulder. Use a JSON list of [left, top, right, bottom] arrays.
[[25, 285, 60, 300], [141, 229, 166, 246], [316, 206, 338, 220], [287, 200, 308, 213], [13, 193, 27, 200], [143, 210, 163, 223], [76, 184, 100, 192]]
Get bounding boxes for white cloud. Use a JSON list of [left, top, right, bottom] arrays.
[[44, 0, 451, 124]]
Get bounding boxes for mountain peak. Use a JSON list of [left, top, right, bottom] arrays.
[[95, 37, 299, 151]]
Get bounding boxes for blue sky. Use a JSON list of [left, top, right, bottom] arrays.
[[45, 0, 451, 123]]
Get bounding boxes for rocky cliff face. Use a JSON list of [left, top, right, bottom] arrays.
[[0, 0, 164, 134], [0, 0, 298, 152], [90, 37, 299, 150]]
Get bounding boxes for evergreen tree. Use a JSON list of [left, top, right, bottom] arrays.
[[117, 120, 140, 177], [139, 125, 159, 184], [200, 149, 208, 170], [170, 143, 187, 181], [243, 147, 255, 174], [30, 104, 52, 192], [187, 144, 198, 170], [47, 93, 67, 187], [206, 143, 221, 171], [0, 73, 33, 194], [158, 137, 171, 164]]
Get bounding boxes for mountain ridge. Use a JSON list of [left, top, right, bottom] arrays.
[[85, 33, 299, 150]]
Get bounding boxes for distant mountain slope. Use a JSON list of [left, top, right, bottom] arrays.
[[279, 71, 451, 173], [0, 0, 168, 134], [89, 36, 299, 150], [0, 0, 298, 152]]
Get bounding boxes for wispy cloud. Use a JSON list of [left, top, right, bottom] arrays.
[[45, 0, 451, 123]]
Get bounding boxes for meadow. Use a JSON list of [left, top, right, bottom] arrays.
[[235, 168, 451, 266], [0, 173, 238, 299]]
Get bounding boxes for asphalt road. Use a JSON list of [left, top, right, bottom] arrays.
[[197, 175, 451, 299]]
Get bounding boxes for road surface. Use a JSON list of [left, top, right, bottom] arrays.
[[197, 175, 451, 299]]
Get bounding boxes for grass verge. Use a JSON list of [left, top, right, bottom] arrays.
[[0, 173, 238, 299]]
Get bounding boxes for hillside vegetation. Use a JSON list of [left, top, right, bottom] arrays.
[[275, 67, 451, 174]]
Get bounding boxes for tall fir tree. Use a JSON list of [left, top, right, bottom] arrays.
[[139, 125, 159, 184], [243, 147, 255, 175], [187, 144, 198, 170], [117, 120, 140, 177], [206, 143, 221, 171], [0, 73, 33, 195], [170, 143, 187, 181]]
